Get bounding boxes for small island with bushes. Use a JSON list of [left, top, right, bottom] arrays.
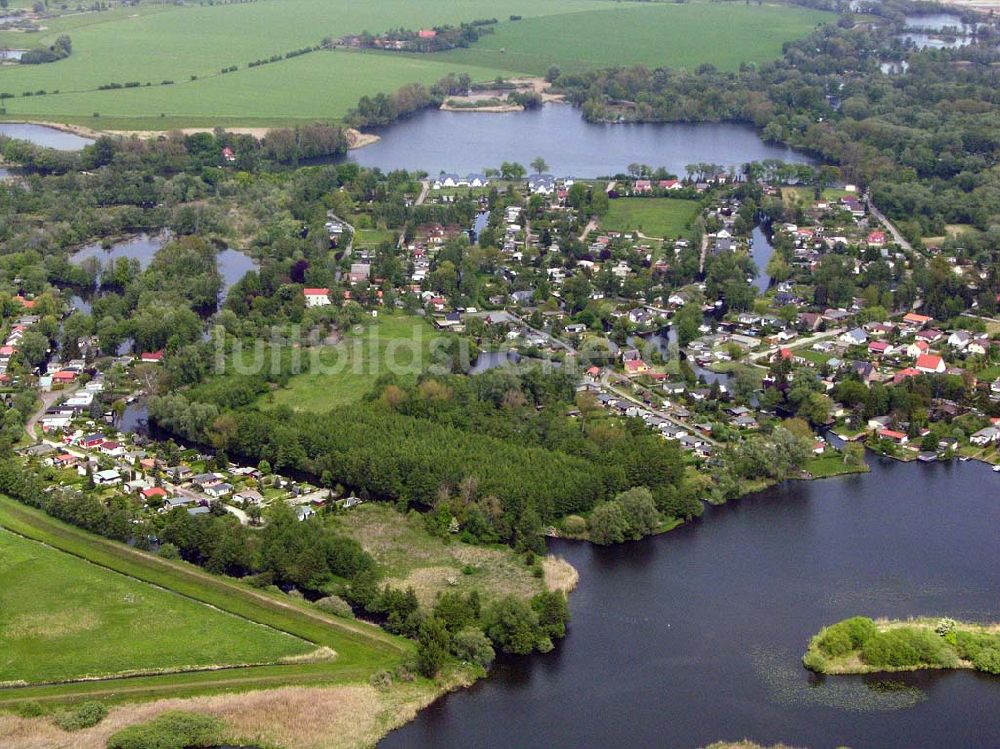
[[803, 616, 1000, 676]]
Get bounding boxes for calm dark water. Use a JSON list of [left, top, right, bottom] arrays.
[[0, 123, 93, 150], [904, 13, 970, 32], [382, 458, 1000, 749], [348, 105, 813, 178], [751, 224, 775, 292], [69, 234, 255, 301]]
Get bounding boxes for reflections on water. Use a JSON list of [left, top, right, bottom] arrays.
[[68, 234, 256, 303], [381, 458, 1000, 749], [0, 123, 94, 150], [348, 104, 813, 178]]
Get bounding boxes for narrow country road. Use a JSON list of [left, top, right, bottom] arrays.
[[415, 179, 430, 206], [24, 384, 78, 443], [866, 197, 913, 252], [601, 372, 721, 446]]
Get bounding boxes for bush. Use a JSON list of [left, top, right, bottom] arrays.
[[451, 627, 496, 668], [15, 700, 45, 718], [587, 501, 629, 545], [861, 627, 954, 669], [972, 646, 1000, 674], [814, 616, 877, 659], [314, 594, 354, 618], [157, 542, 180, 560], [54, 701, 107, 731], [816, 626, 853, 658], [955, 630, 1000, 674], [562, 514, 587, 536], [483, 596, 541, 655], [106, 711, 225, 749], [369, 669, 393, 688]]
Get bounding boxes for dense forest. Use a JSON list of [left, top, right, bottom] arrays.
[[149, 369, 702, 551]]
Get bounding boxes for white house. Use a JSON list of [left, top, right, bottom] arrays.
[[303, 288, 331, 307]]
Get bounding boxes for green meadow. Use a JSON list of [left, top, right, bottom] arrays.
[[425, 3, 832, 75], [0, 527, 312, 685], [0, 0, 829, 128], [0, 495, 410, 704], [259, 314, 440, 413], [601, 197, 701, 239]]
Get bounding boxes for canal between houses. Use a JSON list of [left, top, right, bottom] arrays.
[[382, 457, 1000, 749]]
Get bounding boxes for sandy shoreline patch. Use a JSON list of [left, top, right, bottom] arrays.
[[2, 121, 380, 150]]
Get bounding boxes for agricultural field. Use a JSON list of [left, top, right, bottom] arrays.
[[0, 0, 604, 128], [259, 314, 441, 412], [601, 197, 701, 239], [331, 503, 577, 608], [426, 2, 832, 76], [0, 527, 313, 684], [0, 0, 829, 128]]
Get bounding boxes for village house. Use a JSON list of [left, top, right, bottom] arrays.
[[915, 353, 946, 374], [303, 288, 331, 307]]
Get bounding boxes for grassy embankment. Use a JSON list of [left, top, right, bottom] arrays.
[[0, 0, 829, 129], [601, 197, 701, 240], [0, 493, 410, 707], [803, 616, 1000, 675], [0, 527, 314, 685]]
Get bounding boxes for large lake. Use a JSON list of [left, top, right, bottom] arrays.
[[348, 105, 813, 178], [382, 458, 1000, 749]]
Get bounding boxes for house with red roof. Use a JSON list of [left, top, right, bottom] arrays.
[[868, 340, 892, 356], [624, 359, 649, 375], [221, 146, 236, 162], [303, 288, 331, 307], [142, 487, 168, 501], [633, 180, 652, 194], [915, 353, 945, 374], [892, 367, 921, 385], [878, 428, 908, 444], [866, 230, 886, 246], [99, 440, 126, 457], [417, 28, 437, 38], [903, 312, 932, 328], [658, 179, 683, 190], [140, 350, 163, 363], [52, 370, 77, 382]]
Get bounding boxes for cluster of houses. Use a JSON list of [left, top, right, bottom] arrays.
[[22, 415, 360, 523], [0, 297, 37, 384]]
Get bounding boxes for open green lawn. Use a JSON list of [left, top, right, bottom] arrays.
[[0, 527, 312, 684], [601, 197, 700, 239], [0, 0, 828, 128], [426, 2, 831, 75], [0, 495, 409, 703], [780, 186, 856, 211], [260, 314, 439, 412], [0, 0, 606, 128], [805, 451, 869, 478]]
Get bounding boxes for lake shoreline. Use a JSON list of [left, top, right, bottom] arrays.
[[0, 120, 380, 151]]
